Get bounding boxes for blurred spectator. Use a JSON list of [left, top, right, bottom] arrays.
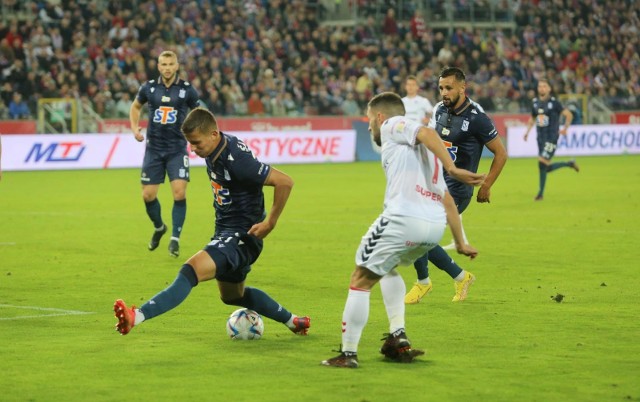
[[0, 0, 638, 122], [8, 92, 30, 119], [247, 91, 265, 116], [114, 92, 131, 118], [340, 92, 361, 116]]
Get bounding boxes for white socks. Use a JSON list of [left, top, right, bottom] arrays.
[[341, 288, 370, 353], [380, 270, 406, 333], [134, 309, 145, 326]]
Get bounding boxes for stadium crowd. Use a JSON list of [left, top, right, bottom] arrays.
[[0, 0, 638, 121]]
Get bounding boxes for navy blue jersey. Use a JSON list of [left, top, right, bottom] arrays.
[[136, 76, 200, 153], [204, 133, 271, 234], [531, 96, 564, 143], [431, 97, 498, 199]]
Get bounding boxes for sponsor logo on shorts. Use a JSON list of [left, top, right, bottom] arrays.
[[405, 241, 432, 247]]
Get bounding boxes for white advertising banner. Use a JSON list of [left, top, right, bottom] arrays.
[[2, 130, 357, 171], [507, 125, 640, 158]]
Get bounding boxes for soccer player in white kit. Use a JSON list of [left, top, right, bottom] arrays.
[[402, 75, 434, 125], [322, 92, 485, 368]]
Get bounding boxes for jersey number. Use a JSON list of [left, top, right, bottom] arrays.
[[210, 181, 231, 206], [443, 140, 458, 162], [153, 107, 178, 124]]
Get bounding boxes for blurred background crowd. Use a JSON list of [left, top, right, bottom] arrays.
[[0, 0, 638, 122]]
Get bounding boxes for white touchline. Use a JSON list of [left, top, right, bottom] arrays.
[[0, 304, 95, 320]]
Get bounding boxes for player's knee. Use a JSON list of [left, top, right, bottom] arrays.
[[221, 296, 243, 306]]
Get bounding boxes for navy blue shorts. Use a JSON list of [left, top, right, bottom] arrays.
[[537, 137, 558, 160], [452, 195, 472, 214], [141, 149, 190, 185], [204, 232, 264, 283]]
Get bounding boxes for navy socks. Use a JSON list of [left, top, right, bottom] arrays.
[[145, 198, 163, 228], [413, 245, 464, 281], [538, 161, 547, 196], [172, 199, 187, 238], [428, 245, 463, 279], [226, 287, 292, 323], [140, 264, 198, 320]]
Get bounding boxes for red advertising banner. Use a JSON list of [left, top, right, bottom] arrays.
[[612, 111, 640, 124], [0, 120, 37, 135]]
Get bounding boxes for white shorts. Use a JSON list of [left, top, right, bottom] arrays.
[[355, 214, 446, 276]]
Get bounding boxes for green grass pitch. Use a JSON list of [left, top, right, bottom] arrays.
[[1, 155, 639, 402]]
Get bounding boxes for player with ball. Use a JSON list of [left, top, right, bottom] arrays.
[[114, 108, 310, 338]]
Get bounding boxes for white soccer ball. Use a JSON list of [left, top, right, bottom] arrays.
[[226, 308, 264, 340]]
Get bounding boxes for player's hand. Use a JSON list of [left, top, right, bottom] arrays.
[[559, 127, 568, 136], [133, 128, 144, 142], [523, 133, 529, 141], [248, 221, 274, 239], [448, 167, 486, 186], [476, 185, 491, 203], [456, 243, 478, 259]]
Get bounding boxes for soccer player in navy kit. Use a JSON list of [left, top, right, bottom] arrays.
[[114, 108, 310, 337], [405, 67, 508, 304], [523, 78, 579, 201], [130, 50, 200, 257]]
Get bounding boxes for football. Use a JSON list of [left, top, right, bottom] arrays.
[[226, 308, 264, 340]]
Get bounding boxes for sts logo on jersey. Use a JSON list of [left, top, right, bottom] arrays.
[[153, 106, 177, 124], [443, 140, 459, 161]]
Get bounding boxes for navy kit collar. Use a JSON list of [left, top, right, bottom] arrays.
[[157, 75, 180, 87], [449, 97, 471, 115], [207, 133, 228, 164]]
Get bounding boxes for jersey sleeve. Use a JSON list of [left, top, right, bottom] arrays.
[[554, 99, 564, 113], [427, 112, 437, 129], [395, 118, 422, 146], [473, 113, 499, 144], [136, 82, 149, 105], [187, 86, 200, 109]]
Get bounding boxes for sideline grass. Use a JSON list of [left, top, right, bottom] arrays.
[[1, 155, 638, 402]]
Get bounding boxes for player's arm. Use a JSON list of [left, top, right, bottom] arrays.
[[559, 108, 573, 135], [523, 116, 535, 141], [416, 127, 485, 186], [476, 136, 508, 203], [248, 167, 294, 239], [444, 192, 477, 258], [130, 99, 145, 142]]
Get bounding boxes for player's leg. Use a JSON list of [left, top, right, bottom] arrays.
[[442, 214, 469, 249], [114, 250, 214, 335], [536, 140, 556, 200], [405, 252, 432, 304], [380, 269, 426, 361], [217, 281, 309, 334], [166, 152, 190, 257], [322, 265, 379, 368], [443, 198, 471, 250], [141, 151, 167, 250], [215, 233, 310, 335], [547, 159, 579, 172], [427, 245, 475, 301]]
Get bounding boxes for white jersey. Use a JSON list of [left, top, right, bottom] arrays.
[[380, 115, 447, 223], [402, 95, 433, 123]]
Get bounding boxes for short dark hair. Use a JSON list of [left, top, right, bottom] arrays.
[[181, 108, 218, 136], [439, 66, 466, 82], [368, 92, 406, 116]]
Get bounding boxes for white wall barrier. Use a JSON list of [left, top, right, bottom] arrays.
[[3, 130, 356, 171], [507, 125, 640, 157]]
